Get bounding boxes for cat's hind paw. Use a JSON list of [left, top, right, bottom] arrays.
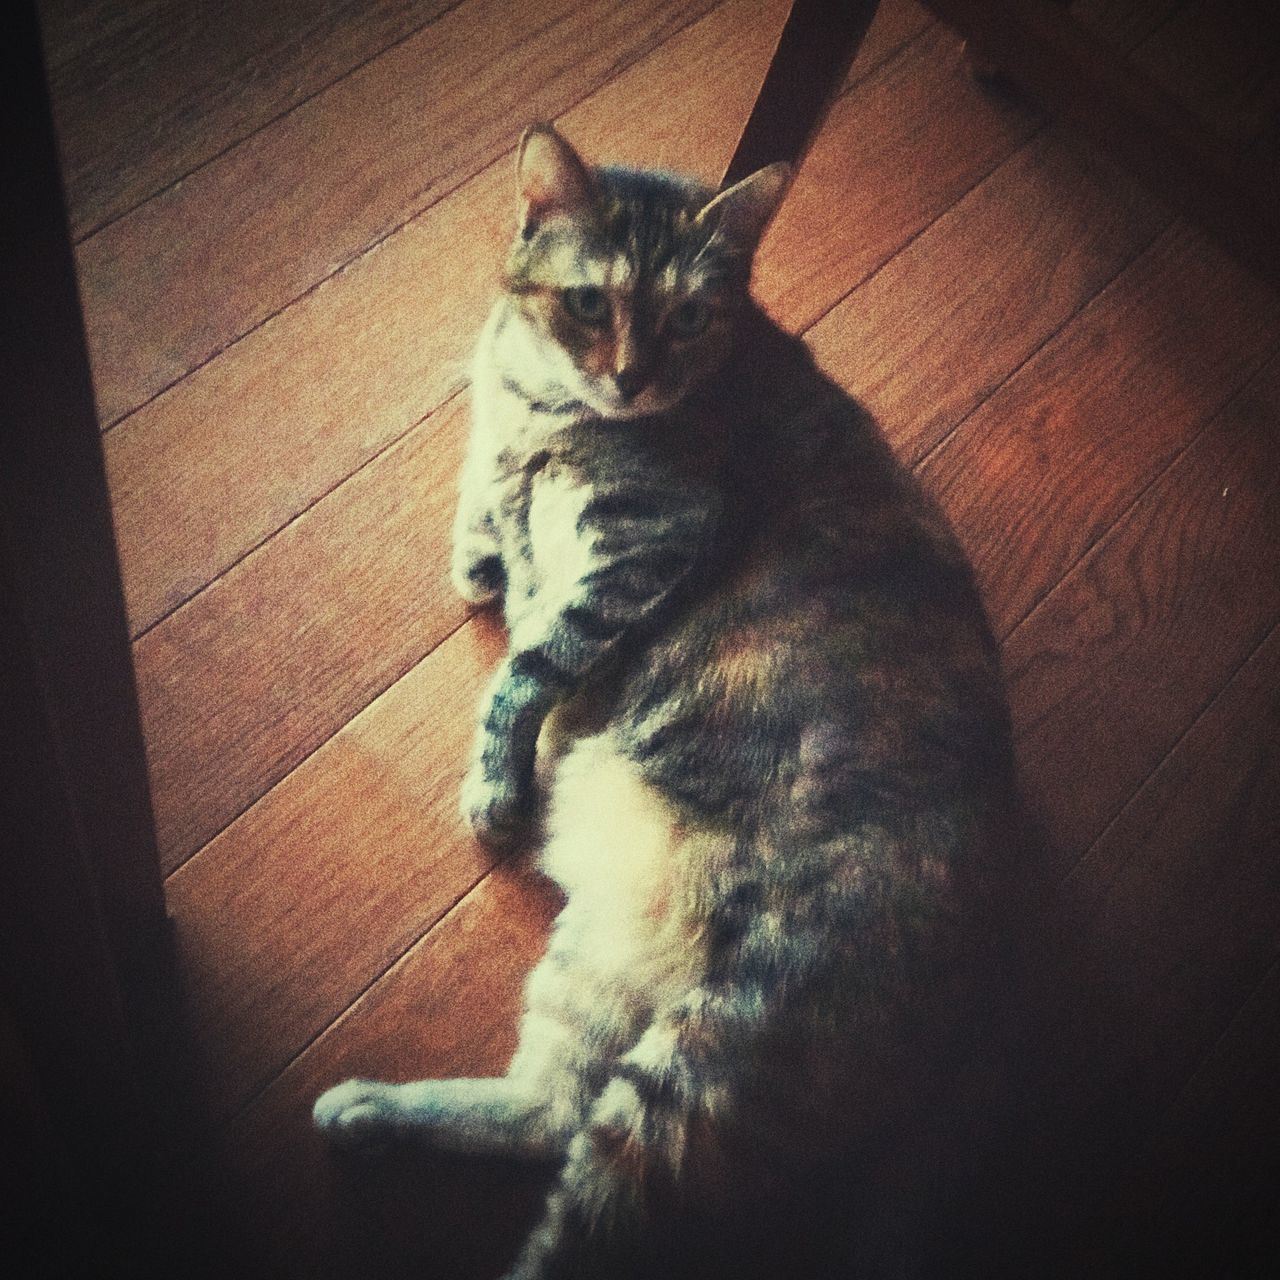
[[313, 1079, 401, 1151]]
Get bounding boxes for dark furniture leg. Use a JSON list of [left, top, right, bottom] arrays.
[[723, 0, 881, 184]]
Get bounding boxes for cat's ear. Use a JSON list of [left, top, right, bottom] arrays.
[[694, 162, 790, 252], [516, 124, 596, 236]]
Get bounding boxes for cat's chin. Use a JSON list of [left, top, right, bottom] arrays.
[[585, 387, 683, 423]]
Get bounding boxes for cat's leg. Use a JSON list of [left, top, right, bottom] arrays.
[[450, 485, 505, 606], [500, 985, 758, 1280], [313, 1074, 555, 1158], [462, 475, 720, 845], [314, 912, 640, 1162]]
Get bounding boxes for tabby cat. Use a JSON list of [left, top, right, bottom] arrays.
[[314, 124, 1016, 1279]]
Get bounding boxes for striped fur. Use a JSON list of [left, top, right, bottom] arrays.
[[316, 125, 1016, 1278]]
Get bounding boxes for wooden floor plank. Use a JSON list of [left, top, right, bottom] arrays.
[[136, 398, 470, 873], [1005, 348, 1280, 867], [39, 0, 457, 239], [104, 200, 500, 638], [1015, 620, 1280, 1275], [760, 21, 1041, 332], [921, 221, 1280, 639], [76, 0, 720, 427], [807, 122, 1168, 463], [165, 615, 507, 1125], [1057, 619, 1280, 1126]]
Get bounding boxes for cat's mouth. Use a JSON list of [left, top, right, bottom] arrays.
[[583, 381, 681, 422]]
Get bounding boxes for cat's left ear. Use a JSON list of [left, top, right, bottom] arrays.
[[516, 124, 596, 237], [694, 162, 791, 252]]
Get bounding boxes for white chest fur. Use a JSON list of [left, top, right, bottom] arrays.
[[540, 733, 715, 1007], [509, 467, 598, 649]]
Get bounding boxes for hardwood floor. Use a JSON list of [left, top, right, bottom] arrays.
[[41, 0, 1279, 1274]]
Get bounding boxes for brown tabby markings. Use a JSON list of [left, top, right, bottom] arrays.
[[312, 123, 1016, 1280]]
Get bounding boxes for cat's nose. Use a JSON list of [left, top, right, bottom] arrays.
[[613, 367, 649, 401]]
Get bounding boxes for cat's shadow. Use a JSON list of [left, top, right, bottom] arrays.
[[321, 1143, 555, 1280]]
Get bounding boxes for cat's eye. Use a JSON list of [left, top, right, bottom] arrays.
[[562, 286, 611, 327], [668, 299, 712, 338]]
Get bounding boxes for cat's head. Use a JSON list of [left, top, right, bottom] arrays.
[[501, 124, 788, 421]]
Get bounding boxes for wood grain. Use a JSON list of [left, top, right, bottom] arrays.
[[1006, 349, 1280, 867], [807, 122, 1168, 462], [165, 615, 508, 1124], [76, 0, 720, 427], [921, 221, 1280, 639], [39, 0, 456, 239], [135, 397, 471, 874]]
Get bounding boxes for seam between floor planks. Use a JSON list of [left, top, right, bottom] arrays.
[[903, 209, 1171, 477], [84, 0, 734, 430], [91, 0, 727, 432], [1161, 945, 1280, 1141], [61, 0, 472, 245], [1068, 614, 1280, 920], [128, 382, 466, 643], [987, 319, 1280, 643], [1060, 586, 1280, 897], [227, 828, 511, 1127], [1001, 331, 1280, 659]]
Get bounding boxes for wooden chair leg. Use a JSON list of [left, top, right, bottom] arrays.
[[722, 0, 881, 185]]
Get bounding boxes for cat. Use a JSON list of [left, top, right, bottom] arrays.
[[314, 123, 1017, 1279]]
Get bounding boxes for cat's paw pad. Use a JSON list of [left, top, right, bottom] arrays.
[[451, 551, 505, 607], [313, 1079, 400, 1150], [461, 766, 531, 849]]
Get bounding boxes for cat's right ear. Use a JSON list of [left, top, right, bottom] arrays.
[[516, 124, 595, 238], [694, 162, 790, 253]]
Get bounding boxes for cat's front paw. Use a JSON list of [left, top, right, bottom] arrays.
[[461, 763, 532, 849], [313, 1079, 401, 1151], [451, 547, 505, 607]]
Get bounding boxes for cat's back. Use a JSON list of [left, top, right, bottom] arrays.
[[611, 309, 1010, 836]]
